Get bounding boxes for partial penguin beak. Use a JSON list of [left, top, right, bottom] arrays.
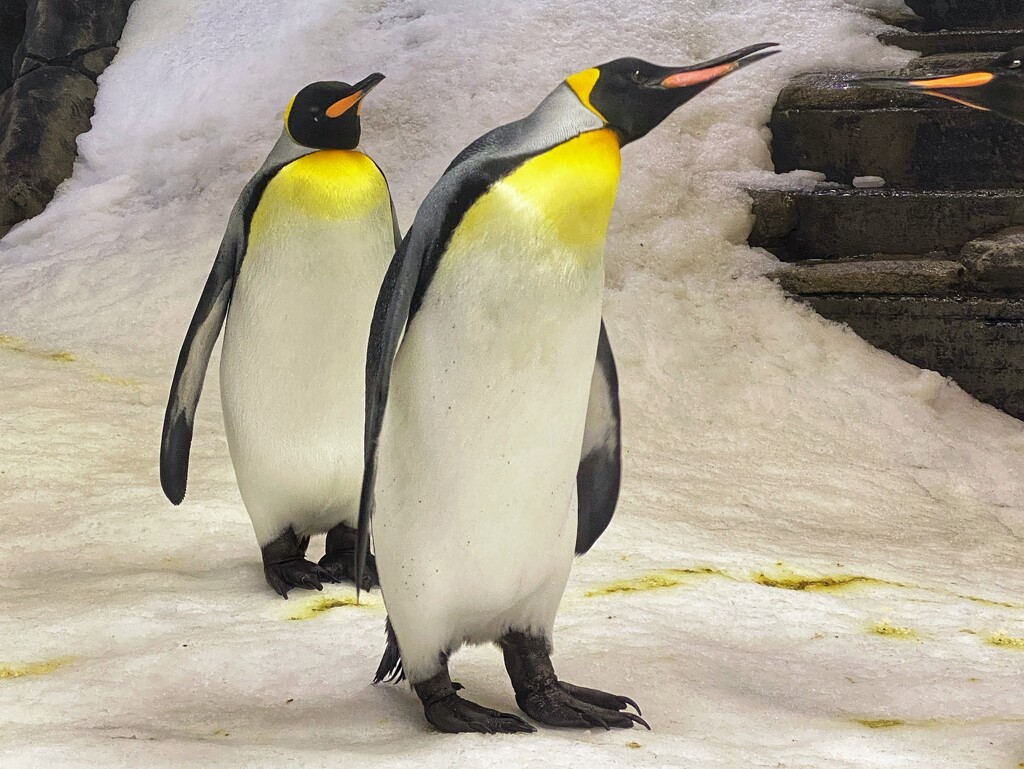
[[853, 70, 995, 111], [659, 42, 780, 88], [326, 72, 386, 118]]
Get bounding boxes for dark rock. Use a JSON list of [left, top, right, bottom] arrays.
[[749, 186, 1024, 261], [800, 294, 1024, 418], [0, 1, 28, 92], [905, 0, 1024, 31], [0, 65, 96, 236], [960, 226, 1024, 293], [770, 70, 1024, 190], [769, 256, 965, 295], [13, 0, 133, 81], [879, 28, 1024, 54]]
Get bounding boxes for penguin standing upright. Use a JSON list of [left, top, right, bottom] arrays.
[[856, 46, 1024, 123], [161, 74, 399, 598], [358, 44, 778, 733]]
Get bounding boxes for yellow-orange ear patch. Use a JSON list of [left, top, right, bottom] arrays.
[[909, 71, 994, 89], [566, 67, 604, 120], [326, 91, 362, 118]]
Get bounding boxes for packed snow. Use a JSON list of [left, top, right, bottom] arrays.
[[2, 0, 1023, 767]]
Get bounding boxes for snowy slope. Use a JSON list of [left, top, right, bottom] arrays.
[[2, 0, 1023, 767]]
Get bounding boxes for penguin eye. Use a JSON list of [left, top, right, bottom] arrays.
[[630, 70, 643, 84], [1011, 59, 1022, 69]]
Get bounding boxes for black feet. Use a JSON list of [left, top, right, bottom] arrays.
[[413, 668, 535, 734], [501, 631, 649, 731], [319, 523, 379, 590], [262, 527, 332, 599]]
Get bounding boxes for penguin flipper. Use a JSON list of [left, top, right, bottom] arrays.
[[357, 234, 423, 588], [575, 320, 622, 555], [159, 236, 238, 505]]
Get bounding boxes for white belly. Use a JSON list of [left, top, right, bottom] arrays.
[[221, 203, 392, 545], [374, 227, 604, 680]]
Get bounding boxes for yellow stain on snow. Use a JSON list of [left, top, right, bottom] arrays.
[[753, 565, 894, 593], [854, 718, 904, 729], [0, 656, 76, 679], [0, 334, 76, 363], [285, 592, 383, 621], [1, 332, 142, 388], [868, 621, 918, 640], [585, 567, 724, 597], [625, 741, 643, 749], [986, 633, 1024, 650]]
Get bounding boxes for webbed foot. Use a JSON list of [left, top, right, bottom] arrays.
[[320, 523, 379, 590], [261, 527, 330, 598], [414, 668, 535, 734], [501, 630, 649, 730]]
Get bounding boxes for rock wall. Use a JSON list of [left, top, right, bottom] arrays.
[[0, 0, 133, 238]]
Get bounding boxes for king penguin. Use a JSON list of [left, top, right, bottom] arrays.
[[160, 74, 400, 598], [856, 46, 1024, 124], [357, 44, 779, 733]]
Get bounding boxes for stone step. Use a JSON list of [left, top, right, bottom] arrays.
[[769, 256, 965, 296], [749, 187, 1024, 261], [878, 28, 1024, 54], [797, 294, 1024, 419], [904, 0, 1024, 31], [770, 58, 1024, 190], [769, 229, 1024, 296]]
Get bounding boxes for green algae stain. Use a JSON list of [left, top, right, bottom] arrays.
[[986, 633, 1024, 650], [585, 567, 723, 597], [869, 621, 918, 640], [287, 595, 360, 620], [854, 718, 904, 729], [0, 656, 76, 679]]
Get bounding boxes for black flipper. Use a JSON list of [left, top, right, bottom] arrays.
[[159, 156, 291, 505], [575, 321, 622, 555]]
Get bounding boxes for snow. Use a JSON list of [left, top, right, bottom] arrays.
[[1, 0, 1023, 767]]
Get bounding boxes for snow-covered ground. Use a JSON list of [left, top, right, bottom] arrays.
[[2, 0, 1023, 766]]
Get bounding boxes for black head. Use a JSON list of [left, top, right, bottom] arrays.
[[854, 47, 1024, 125], [285, 73, 385, 149], [565, 43, 780, 144]]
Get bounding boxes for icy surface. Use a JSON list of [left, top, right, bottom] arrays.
[[2, 1, 1023, 767]]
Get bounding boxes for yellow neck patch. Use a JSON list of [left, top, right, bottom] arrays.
[[454, 128, 621, 260], [250, 150, 388, 240], [565, 68, 605, 121], [283, 95, 298, 142]]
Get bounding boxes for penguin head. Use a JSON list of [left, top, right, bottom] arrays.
[[285, 73, 385, 149], [855, 48, 1024, 125], [565, 43, 779, 144]]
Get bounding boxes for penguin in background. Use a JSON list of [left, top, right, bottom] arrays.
[[358, 44, 779, 733], [855, 46, 1024, 124], [161, 73, 399, 598]]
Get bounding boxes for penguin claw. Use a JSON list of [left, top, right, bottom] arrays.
[[423, 694, 536, 735], [263, 558, 332, 599], [515, 681, 648, 731]]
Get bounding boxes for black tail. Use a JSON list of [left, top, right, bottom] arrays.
[[373, 616, 405, 684]]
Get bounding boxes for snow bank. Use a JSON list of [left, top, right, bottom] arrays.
[[2, 1, 1022, 767]]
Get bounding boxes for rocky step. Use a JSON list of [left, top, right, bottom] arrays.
[[749, 187, 1024, 261], [770, 54, 1024, 190], [878, 28, 1024, 54], [904, 0, 1024, 31], [797, 293, 1024, 419]]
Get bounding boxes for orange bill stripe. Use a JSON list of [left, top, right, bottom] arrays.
[[662, 62, 738, 88], [908, 71, 994, 89]]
